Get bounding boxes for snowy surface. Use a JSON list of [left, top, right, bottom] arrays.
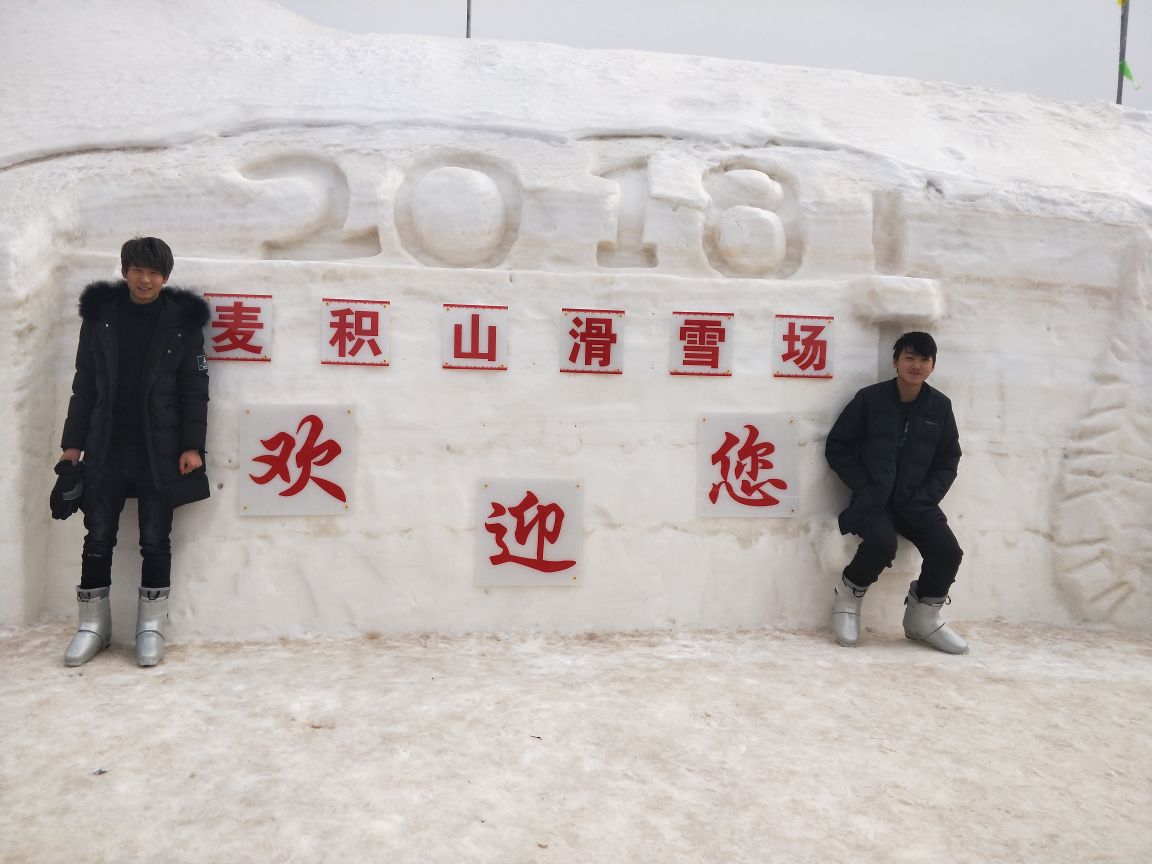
[[1, 0, 1150, 636], [4, 0, 1152, 199], [2, 623, 1149, 863]]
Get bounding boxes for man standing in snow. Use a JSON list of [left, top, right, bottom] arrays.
[[824, 331, 968, 654], [52, 237, 210, 667]]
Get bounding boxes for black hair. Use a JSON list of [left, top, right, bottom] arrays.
[[892, 331, 937, 362], [120, 237, 174, 279]]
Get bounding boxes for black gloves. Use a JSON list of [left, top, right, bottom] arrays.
[[51, 460, 85, 520]]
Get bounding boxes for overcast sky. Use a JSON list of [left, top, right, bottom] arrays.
[[275, 0, 1151, 112]]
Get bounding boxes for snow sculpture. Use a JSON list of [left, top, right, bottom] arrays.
[[706, 169, 791, 277], [1052, 246, 1152, 632], [400, 161, 522, 268], [1, 0, 1149, 638]]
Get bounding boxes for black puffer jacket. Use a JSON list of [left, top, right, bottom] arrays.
[[61, 280, 211, 509], [825, 379, 960, 534]]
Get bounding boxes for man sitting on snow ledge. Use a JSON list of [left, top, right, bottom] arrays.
[[825, 332, 968, 654]]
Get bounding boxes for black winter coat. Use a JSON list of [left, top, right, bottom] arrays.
[[825, 379, 960, 535], [61, 280, 211, 509]]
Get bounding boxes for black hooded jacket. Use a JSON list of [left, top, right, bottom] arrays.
[[825, 379, 961, 535], [61, 280, 211, 509]]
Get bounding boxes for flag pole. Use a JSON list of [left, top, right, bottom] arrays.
[[466, 0, 472, 38], [1117, 0, 1130, 104]]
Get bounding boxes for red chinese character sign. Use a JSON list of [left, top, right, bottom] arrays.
[[697, 414, 798, 517], [239, 405, 356, 516], [561, 308, 624, 374], [204, 293, 273, 362], [442, 304, 508, 371], [321, 298, 390, 367], [671, 311, 733, 376], [773, 314, 834, 379], [476, 479, 584, 586]]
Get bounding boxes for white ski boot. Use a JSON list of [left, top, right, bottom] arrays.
[[831, 576, 867, 647], [135, 587, 170, 667], [903, 581, 968, 655], [64, 586, 112, 667]]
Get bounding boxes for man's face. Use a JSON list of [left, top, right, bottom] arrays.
[[893, 349, 934, 386], [123, 265, 167, 304]]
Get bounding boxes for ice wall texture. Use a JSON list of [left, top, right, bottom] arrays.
[[1, 0, 1149, 636]]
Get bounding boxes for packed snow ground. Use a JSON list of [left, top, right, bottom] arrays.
[[1, 622, 1148, 863]]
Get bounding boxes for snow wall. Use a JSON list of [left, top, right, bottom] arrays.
[[2, 0, 1150, 640]]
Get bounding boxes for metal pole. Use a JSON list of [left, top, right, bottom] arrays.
[[467, 0, 472, 38], [1117, 0, 1130, 104]]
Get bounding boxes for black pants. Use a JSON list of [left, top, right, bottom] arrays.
[[80, 444, 173, 590], [843, 507, 962, 599]]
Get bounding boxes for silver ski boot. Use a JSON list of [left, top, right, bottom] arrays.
[[64, 586, 112, 667], [135, 587, 170, 667], [831, 576, 867, 647], [903, 581, 969, 655]]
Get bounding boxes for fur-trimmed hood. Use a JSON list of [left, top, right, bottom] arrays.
[[78, 280, 211, 329]]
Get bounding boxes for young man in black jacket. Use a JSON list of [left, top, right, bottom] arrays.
[[54, 237, 210, 667], [824, 332, 968, 654]]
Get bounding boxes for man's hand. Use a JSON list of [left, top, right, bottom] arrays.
[[50, 460, 85, 520], [179, 450, 203, 475], [60, 448, 82, 464]]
